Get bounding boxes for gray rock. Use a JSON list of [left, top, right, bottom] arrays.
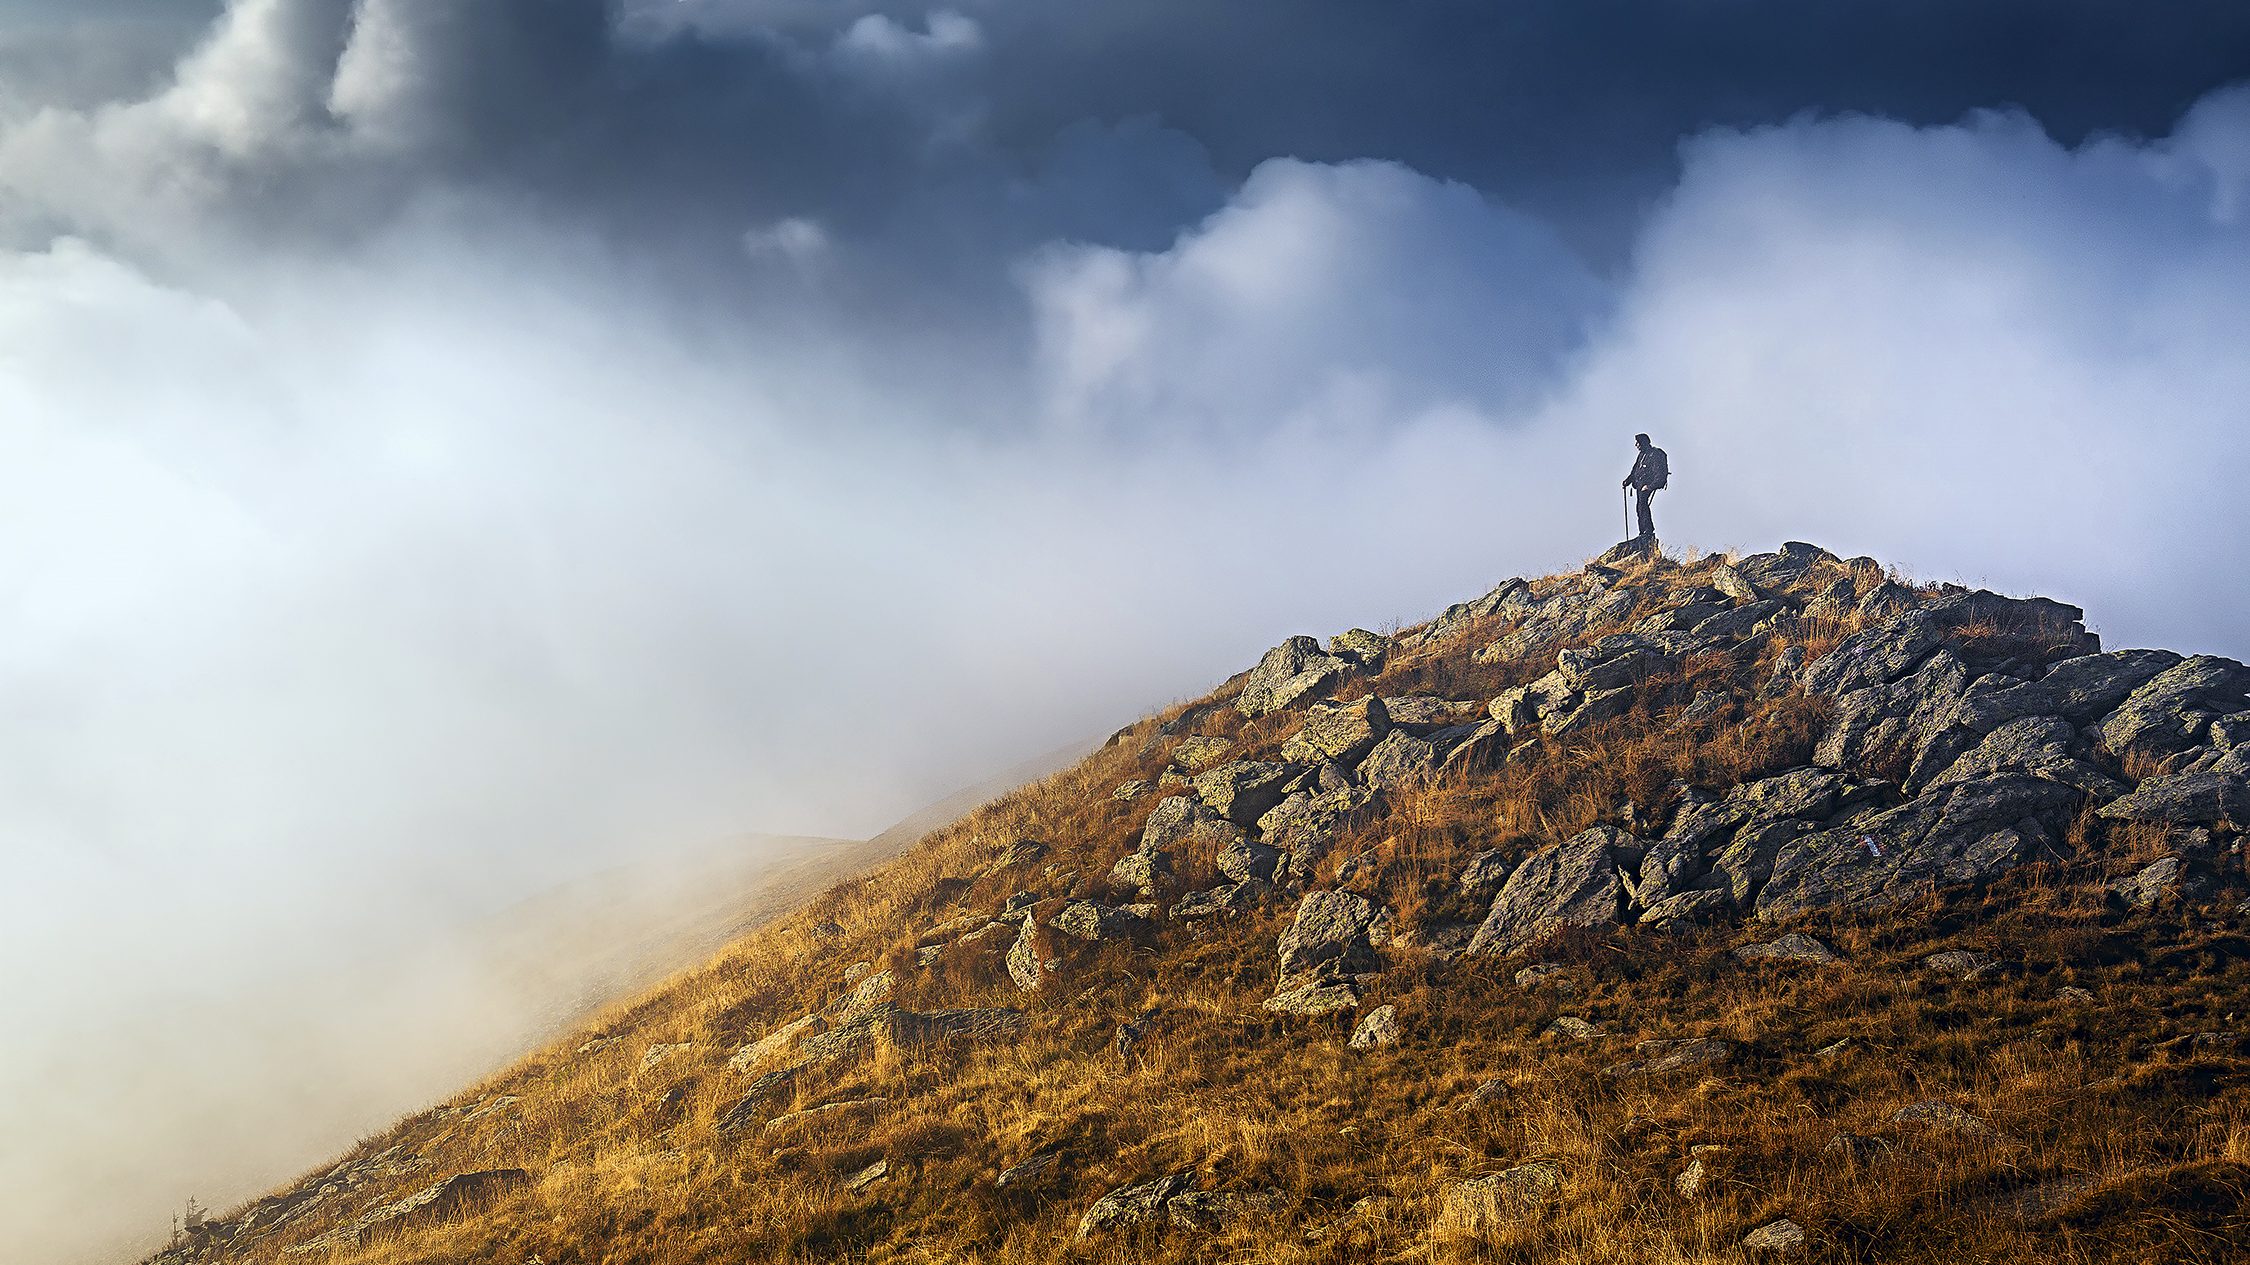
[[1171, 881, 1267, 921], [1457, 849, 1513, 897], [1217, 835, 1283, 885], [1513, 962, 1581, 991], [997, 1151, 1060, 1189], [1383, 694, 1486, 733], [2098, 655, 2250, 758], [1192, 761, 1299, 827], [1113, 779, 1151, 802], [1170, 735, 1234, 772], [1680, 690, 1731, 724], [1282, 696, 1390, 766], [1544, 683, 1638, 737], [2056, 986, 2096, 1004], [1456, 1160, 1563, 1203], [1006, 914, 1046, 992], [1604, 1037, 1735, 1076], [1638, 888, 1733, 928], [844, 1159, 890, 1192], [1438, 718, 1510, 774], [1239, 637, 1353, 717], [1957, 650, 2181, 732], [1076, 1172, 1196, 1240], [1694, 598, 1792, 644], [1261, 978, 1361, 1015], [1804, 611, 1944, 696], [1050, 901, 1152, 944], [1742, 1219, 1808, 1253], [1331, 627, 1391, 669], [1357, 730, 1440, 789], [1558, 634, 1672, 692], [2112, 856, 2218, 909], [1167, 1189, 1282, 1232], [1711, 562, 1762, 603], [1545, 1016, 1605, 1041], [1348, 1005, 1402, 1050], [1757, 775, 2076, 918], [1923, 949, 2001, 980], [1467, 827, 1626, 955], [2098, 771, 2250, 827], [717, 1064, 806, 1132], [1926, 715, 2126, 798], [1733, 932, 1840, 964], [1276, 890, 1381, 981], [729, 1015, 824, 1073], [1890, 1100, 1999, 1137]]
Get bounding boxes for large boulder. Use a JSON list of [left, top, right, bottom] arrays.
[[1925, 715, 2126, 798], [2096, 655, 2250, 759], [1192, 761, 1298, 826], [1466, 828, 1626, 956], [1275, 890, 1382, 982], [2097, 771, 2250, 827], [1956, 650, 2181, 732], [1050, 901, 1152, 944], [1557, 634, 1672, 693], [1357, 730, 1440, 789], [1075, 1172, 1196, 1241], [1282, 696, 1390, 765], [1239, 637, 1353, 717], [1757, 775, 2077, 918]]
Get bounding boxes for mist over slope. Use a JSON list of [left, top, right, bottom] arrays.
[[141, 542, 2250, 1263]]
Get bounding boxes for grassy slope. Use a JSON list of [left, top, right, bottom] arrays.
[[162, 551, 2250, 1265]]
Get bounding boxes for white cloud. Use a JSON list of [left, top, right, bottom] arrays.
[[1023, 158, 1609, 440]]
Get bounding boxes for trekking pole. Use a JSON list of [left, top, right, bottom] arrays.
[[1622, 486, 1630, 540]]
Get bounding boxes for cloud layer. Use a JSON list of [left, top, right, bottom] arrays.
[[2, 4, 2250, 1262]]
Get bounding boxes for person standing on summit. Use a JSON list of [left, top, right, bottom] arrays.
[[1622, 432, 1669, 543]]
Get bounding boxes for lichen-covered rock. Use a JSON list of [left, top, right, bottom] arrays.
[[1006, 914, 1046, 992], [2097, 655, 2250, 758], [1466, 827, 1625, 956], [1282, 696, 1389, 765], [1733, 932, 1840, 964], [1050, 901, 1152, 943], [1348, 1004, 1401, 1050], [1192, 761, 1298, 826], [1276, 890, 1381, 981], [1075, 1172, 1196, 1240], [1742, 1218, 1808, 1253], [2097, 771, 2250, 827], [1957, 650, 2181, 732], [1239, 636, 1353, 717], [1757, 775, 2076, 918], [1357, 730, 1439, 789]]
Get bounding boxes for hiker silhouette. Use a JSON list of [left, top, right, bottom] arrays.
[[1622, 433, 1669, 544]]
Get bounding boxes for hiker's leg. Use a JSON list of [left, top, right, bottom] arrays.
[[1636, 489, 1655, 541]]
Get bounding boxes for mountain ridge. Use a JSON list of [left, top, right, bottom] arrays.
[[145, 540, 2250, 1264]]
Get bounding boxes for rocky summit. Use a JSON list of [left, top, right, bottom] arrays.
[[148, 543, 2249, 1265]]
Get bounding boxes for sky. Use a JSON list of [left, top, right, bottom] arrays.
[[2, 3, 2249, 1262]]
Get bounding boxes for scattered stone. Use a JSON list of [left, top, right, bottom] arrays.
[[729, 1015, 825, 1073], [717, 1065, 805, 1132], [2056, 986, 2096, 1005], [1891, 1100, 1999, 1137], [1457, 849, 1513, 897], [1050, 900, 1152, 943], [1113, 779, 1151, 802], [1076, 1172, 1196, 1240], [1466, 827, 1626, 956], [1349, 1005, 1402, 1050], [1456, 1160, 1563, 1203], [1263, 978, 1361, 1016], [838, 968, 895, 1014], [1192, 761, 1298, 827], [1675, 1153, 1718, 1198], [1006, 914, 1047, 992], [1275, 890, 1382, 982], [1605, 1037, 1735, 1077], [764, 1097, 890, 1133], [1167, 1189, 1281, 1232], [1513, 962, 1580, 991], [638, 1043, 693, 1076], [1545, 1016, 1605, 1041], [1332, 628, 1391, 669], [1742, 1218, 1807, 1253], [1172, 881, 1266, 921], [845, 1159, 890, 1192], [1733, 932, 1840, 964], [1460, 1078, 1511, 1110], [2112, 855, 2218, 909], [1923, 950, 2002, 980], [997, 1151, 1061, 1189], [1814, 1039, 1855, 1059]]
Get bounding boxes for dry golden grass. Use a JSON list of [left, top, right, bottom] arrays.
[[172, 553, 2250, 1265]]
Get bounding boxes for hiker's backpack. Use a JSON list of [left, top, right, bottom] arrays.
[[1648, 447, 1670, 490]]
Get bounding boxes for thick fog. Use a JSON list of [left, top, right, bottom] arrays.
[[2, 3, 2249, 1262]]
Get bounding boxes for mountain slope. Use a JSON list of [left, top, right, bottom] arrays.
[[149, 543, 2250, 1264]]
